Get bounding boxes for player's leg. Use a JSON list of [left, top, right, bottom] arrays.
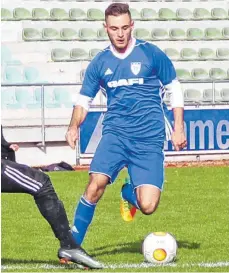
[[1, 159, 103, 269], [72, 133, 127, 245]]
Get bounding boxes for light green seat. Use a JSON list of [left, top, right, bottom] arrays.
[[32, 8, 50, 20], [211, 8, 228, 19], [184, 89, 202, 102], [209, 68, 227, 80], [1, 88, 17, 109], [216, 48, 229, 59], [69, 8, 86, 20], [169, 28, 186, 40], [24, 66, 39, 82], [198, 48, 215, 60], [193, 8, 211, 20], [87, 8, 104, 20], [152, 28, 169, 40], [176, 69, 191, 80], [220, 88, 229, 101], [23, 28, 41, 41], [97, 28, 109, 40], [70, 48, 88, 60], [42, 28, 60, 40], [203, 89, 221, 102], [187, 28, 204, 40], [205, 28, 222, 40], [158, 8, 176, 20], [222, 27, 229, 39], [141, 8, 157, 20], [1, 8, 13, 20], [191, 68, 209, 80], [15, 88, 37, 108], [176, 8, 193, 20], [164, 48, 180, 60], [181, 48, 198, 60], [50, 8, 69, 20], [35, 88, 60, 108], [60, 28, 78, 40], [78, 28, 97, 40], [51, 48, 70, 61], [13, 8, 32, 20], [54, 88, 73, 108], [133, 28, 151, 40], [5, 66, 23, 83], [89, 48, 101, 59], [1, 45, 12, 64], [129, 8, 141, 20]]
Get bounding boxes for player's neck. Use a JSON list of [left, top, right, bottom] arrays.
[[113, 37, 134, 54]]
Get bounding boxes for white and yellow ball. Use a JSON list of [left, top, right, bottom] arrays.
[[142, 232, 177, 264]]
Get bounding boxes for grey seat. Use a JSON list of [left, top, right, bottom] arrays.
[[141, 8, 157, 20], [176, 8, 193, 20], [151, 28, 169, 40], [211, 8, 228, 19], [184, 89, 202, 102], [193, 8, 211, 20], [220, 88, 229, 101], [97, 28, 109, 40], [191, 68, 209, 80], [209, 68, 227, 80], [42, 28, 60, 40], [176, 69, 191, 80], [222, 27, 229, 39], [158, 8, 176, 20], [69, 8, 87, 20], [187, 28, 204, 40], [181, 48, 198, 60], [202, 89, 221, 102], [32, 8, 50, 20], [60, 28, 78, 40], [129, 8, 141, 20], [133, 28, 151, 40], [216, 48, 229, 59], [51, 48, 70, 61], [198, 48, 216, 60], [164, 48, 180, 60], [89, 48, 101, 59], [169, 28, 186, 40], [50, 8, 69, 20], [1, 8, 13, 20], [70, 48, 88, 60], [23, 28, 41, 41], [13, 8, 32, 20], [205, 28, 222, 40], [87, 8, 104, 20]]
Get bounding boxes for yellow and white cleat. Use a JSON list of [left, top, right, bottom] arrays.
[[120, 197, 137, 222]]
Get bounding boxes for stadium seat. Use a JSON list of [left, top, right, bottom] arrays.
[[202, 89, 221, 102], [198, 48, 216, 60], [80, 69, 86, 82], [164, 48, 180, 60], [211, 8, 228, 20], [187, 28, 204, 40], [191, 68, 209, 80], [79, 28, 97, 40], [1, 8, 13, 20], [1, 88, 18, 109], [60, 28, 78, 40], [35, 88, 60, 108], [216, 48, 229, 59], [51, 48, 70, 61], [13, 8, 32, 20], [42, 28, 60, 40], [22, 28, 41, 41], [176, 69, 191, 80], [181, 48, 198, 60], [87, 8, 104, 20], [176, 8, 193, 20], [169, 28, 186, 40], [70, 48, 88, 60], [97, 28, 109, 40], [133, 28, 151, 40], [50, 8, 69, 20], [184, 89, 202, 102], [89, 48, 101, 59], [32, 8, 50, 20], [129, 8, 141, 20], [222, 27, 229, 39], [53, 88, 74, 107], [69, 8, 87, 20], [140, 8, 157, 20], [5, 66, 23, 83], [15, 88, 39, 108], [193, 8, 211, 20], [209, 68, 227, 80], [24, 67, 39, 82], [205, 28, 222, 40], [1, 45, 12, 64], [158, 8, 176, 20], [220, 88, 229, 101], [151, 28, 169, 40]]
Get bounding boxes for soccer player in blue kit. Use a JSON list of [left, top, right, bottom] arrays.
[[66, 3, 187, 245]]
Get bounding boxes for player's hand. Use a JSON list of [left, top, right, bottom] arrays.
[[171, 130, 187, 151], [9, 144, 19, 151], [65, 126, 79, 150]]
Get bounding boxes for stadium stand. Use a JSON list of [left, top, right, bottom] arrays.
[[1, 0, 229, 165]]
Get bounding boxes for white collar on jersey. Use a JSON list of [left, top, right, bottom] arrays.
[[110, 37, 136, 59]]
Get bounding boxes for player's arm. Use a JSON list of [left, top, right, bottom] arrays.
[[154, 46, 187, 150], [66, 58, 101, 149]]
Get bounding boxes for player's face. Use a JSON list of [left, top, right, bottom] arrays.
[[104, 14, 134, 53]]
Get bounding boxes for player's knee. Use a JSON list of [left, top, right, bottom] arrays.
[[34, 172, 55, 198], [84, 174, 107, 203], [138, 200, 159, 215]]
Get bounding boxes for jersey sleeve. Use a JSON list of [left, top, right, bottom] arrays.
[[153, 46, 177, 85], [80, 57, 101, 98]]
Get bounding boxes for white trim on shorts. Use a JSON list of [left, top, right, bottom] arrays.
[[134, 184, 162, 192], [89, 171, 113, 183]]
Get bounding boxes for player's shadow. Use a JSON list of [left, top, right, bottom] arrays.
[[1, 258, 57, 265], [91, 240, 200, 257]]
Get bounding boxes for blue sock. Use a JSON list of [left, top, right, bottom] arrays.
[[121, 183, 140, 209], [72, 196, 96, 245]]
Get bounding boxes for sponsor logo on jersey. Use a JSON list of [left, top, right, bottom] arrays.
[[131, 62, 141, 75], [107, 78, 144, 88], [105, 68, 113, 75]]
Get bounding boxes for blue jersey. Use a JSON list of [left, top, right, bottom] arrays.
[[80, 39, 176, 143]]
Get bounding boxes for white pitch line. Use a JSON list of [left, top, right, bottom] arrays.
[[1, 261, 229, 270]]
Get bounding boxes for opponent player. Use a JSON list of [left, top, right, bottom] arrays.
[[66, 3, 187, 245], [1, 158, 103, 269]]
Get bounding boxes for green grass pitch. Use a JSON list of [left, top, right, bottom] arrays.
[[2, 167, 229, 272]]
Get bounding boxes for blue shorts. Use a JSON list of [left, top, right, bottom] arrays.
[[90, 133, 165, 190]]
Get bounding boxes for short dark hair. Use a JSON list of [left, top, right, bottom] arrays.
[[105, 3, 131, 20]]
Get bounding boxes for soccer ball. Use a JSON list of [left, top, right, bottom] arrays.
[[142, 232, 177, 264]]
